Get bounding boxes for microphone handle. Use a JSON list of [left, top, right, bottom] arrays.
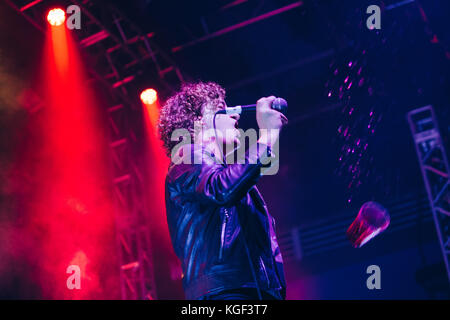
[[219, 98, 287, 115], [228, 104, 256, 114]]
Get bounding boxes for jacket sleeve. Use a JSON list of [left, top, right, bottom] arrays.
[[171, 143, 274, 206]]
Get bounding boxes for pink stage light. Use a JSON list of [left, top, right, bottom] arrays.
[[140, 88, 158, 105], [47, 8, 65, 27]]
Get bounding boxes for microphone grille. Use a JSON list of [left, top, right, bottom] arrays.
[[273, 97, 288, 114]]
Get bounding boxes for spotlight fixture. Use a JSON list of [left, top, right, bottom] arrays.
[[140, 88, 158, 105], [47, 8, 66, 27]]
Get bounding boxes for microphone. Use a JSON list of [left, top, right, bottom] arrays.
[[216, 97, 288, 115]]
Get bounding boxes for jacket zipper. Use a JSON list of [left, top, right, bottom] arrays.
[[219, 209, 229, 261], [259, 256, 270, 287]]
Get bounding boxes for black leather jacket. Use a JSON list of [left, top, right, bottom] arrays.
[[164, 143, 286, 300]]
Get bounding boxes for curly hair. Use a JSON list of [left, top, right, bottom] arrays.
[[158, 81, 226, 156]]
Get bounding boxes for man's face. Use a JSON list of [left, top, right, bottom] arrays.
[[202, 98, 241, 146]]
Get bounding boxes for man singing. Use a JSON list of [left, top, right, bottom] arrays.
[[158, 82, 287, 300]]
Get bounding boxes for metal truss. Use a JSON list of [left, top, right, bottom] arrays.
[[6, 0, 184, 97], [5, 0, 186, 299], [170, 0, 303, 53], [108, 104, 157, 300], [408, 105, 450, 284]]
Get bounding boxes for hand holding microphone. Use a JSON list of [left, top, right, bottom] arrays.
[[256, 96, 288, 130], [256, 96, 288, 148], [215, 96, 288, 148]]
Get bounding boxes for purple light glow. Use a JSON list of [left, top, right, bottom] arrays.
[[358, 78, 364, 87], [347, 201, 390, 248]]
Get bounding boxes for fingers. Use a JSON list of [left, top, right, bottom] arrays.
[[257, 96, 277, 111], [280, 113, 288, 125], [257, 96, 276, 104]]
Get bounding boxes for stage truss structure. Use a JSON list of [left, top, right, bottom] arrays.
[[408, 105, 450, 284], [4, 0, 185, 299]]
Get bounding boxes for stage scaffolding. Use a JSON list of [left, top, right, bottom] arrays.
[[5, 0, 184, 299], [408, 105, 450, 284]]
